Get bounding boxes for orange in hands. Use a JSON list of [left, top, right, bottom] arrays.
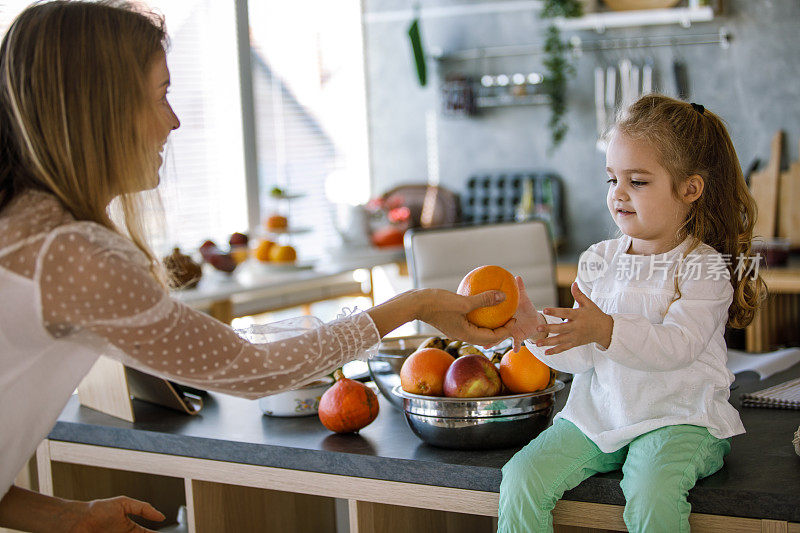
[[457, 265, 519, 329], [499, 345, 551, 393], [400, 348, 455, 396]]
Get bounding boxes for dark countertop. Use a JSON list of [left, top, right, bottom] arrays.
[[51, 365, 800, 523]]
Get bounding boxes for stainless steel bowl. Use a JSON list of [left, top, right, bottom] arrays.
[[368, 335, 431, 411], [392, 381, 564, 450]]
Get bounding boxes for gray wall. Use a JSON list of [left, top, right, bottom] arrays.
[[362, 0, 800, 259]]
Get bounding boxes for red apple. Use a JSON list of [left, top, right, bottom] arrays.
[[208, 253, 236, 273], [443, 354, 502, 398], [199, 240, 237, 273], [229, 232, 249, 247], [199, 240, 218, 261]]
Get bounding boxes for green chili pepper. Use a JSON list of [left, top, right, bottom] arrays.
[[408, 18, 427, 87]]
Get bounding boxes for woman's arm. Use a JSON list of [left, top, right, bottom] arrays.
[[38, 228, 512, 400], [367, 287, 511, 343], [0, 485, 164, 532]]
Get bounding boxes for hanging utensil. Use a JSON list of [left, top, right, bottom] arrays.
[[642, 57, 654, 94], [630, 62, 640, 102], [594, 67, 606, 134], [618, 57, 632, 108], [673, 59, 689, 100], [605, 65, 616, 122], [670, 38, 689, 100], [595, 66, 607, 152]]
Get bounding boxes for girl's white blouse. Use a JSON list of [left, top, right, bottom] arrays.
[[0, 191, 381, 497], [525, 235, 746, 453]]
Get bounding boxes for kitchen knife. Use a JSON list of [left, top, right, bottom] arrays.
[[642, 59, 653, 94], [606, 66, 616, 120], [595, 66, 606, 137]]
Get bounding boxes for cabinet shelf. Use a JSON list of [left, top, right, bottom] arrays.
[[475, 93, 550, 108], [555, 6, 715, 32]]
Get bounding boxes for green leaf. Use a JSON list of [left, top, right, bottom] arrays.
[[540, 0, 583, 19]]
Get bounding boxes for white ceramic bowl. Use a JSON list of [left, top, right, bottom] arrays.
[[258, 377, 333, 417]]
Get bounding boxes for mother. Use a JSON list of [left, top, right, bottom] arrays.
[[0, 2, 511, 530]]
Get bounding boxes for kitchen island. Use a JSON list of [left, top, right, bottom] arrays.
[[37, 365, 800, 532]]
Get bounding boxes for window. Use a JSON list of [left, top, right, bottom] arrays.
[[248, 0, 371, 259], [152, 1, 248, 254], [1, 0, 372, 262], [0, 1, 27, 32]]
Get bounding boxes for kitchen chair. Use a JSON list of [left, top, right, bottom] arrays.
[[404, 220, 558, 334]]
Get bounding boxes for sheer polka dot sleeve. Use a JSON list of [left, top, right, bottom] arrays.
[[37, 224, 381, 399]]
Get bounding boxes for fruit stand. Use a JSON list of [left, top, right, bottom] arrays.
[[35, 364, 800, 532]]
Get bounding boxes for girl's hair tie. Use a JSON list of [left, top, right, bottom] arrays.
[[690, 102, 705, 115]]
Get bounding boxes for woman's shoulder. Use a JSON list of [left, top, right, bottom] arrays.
[[46, 221, 149, 268], [1, 190, 150, 271], [0, 189, 74, 248]]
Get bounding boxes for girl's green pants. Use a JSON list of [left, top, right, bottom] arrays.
[[498, 418, 731, 533]]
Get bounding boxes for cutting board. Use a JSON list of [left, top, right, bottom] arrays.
[[778, 138, 800, 248], [751, 131, 783, 239]]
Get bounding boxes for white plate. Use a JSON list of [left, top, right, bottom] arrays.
[[262, 226, 313, 236], [254, 260, 315, 272]]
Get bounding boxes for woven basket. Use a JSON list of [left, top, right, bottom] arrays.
[[603, 0, 681, 10]]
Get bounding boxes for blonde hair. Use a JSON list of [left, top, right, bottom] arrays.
[[611, 94, 765, 328], [0, 0, 169, 282]]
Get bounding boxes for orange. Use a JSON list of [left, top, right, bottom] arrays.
[[265, 214, 288, 230], [268, 244, 297, 263], [457, 265, 519, 329], [400, 348, 455, 396], [499, 345, 551, 393], [230, 246, 249, 264], [255, 240, 275, 262]]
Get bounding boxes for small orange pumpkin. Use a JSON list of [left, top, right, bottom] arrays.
[[318, 369, 379, 433]]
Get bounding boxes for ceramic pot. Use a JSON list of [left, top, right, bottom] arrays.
[[258, 377, 333, 417]]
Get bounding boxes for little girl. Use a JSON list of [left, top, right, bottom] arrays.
[[499, 94, 765, 533]]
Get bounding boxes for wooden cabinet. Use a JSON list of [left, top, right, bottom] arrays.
[[36, 439, 799, 533]]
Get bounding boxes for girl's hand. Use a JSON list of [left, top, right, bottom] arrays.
[[65, 496, 165, 532], [503, 276, 548, 352], [416, 288, 513, 347], [533, 282, 613, 356]]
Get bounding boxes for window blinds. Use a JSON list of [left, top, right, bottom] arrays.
[[1, 0, 371, 264], [248, 0, 370, 260], [151, 1, 248, 255]]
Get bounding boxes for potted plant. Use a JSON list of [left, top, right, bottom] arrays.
[[539, 0, 584, 150]]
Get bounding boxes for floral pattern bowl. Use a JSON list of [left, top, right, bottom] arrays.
[[257, 377, 333, 417]]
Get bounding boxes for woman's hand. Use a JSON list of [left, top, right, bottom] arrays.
[[0, 486, 164, 533], [415, 288, 512, 347], [503, 276, 548, 352], [65, 496, 165, 533], [532, 282, 613, 356]]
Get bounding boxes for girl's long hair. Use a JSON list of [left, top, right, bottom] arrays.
[[612, 94, 765, 328], [0, 1, 168, 281]]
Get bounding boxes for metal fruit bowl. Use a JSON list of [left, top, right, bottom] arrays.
[[392, 381, 564, 450], [368, 334, 431, 411]]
